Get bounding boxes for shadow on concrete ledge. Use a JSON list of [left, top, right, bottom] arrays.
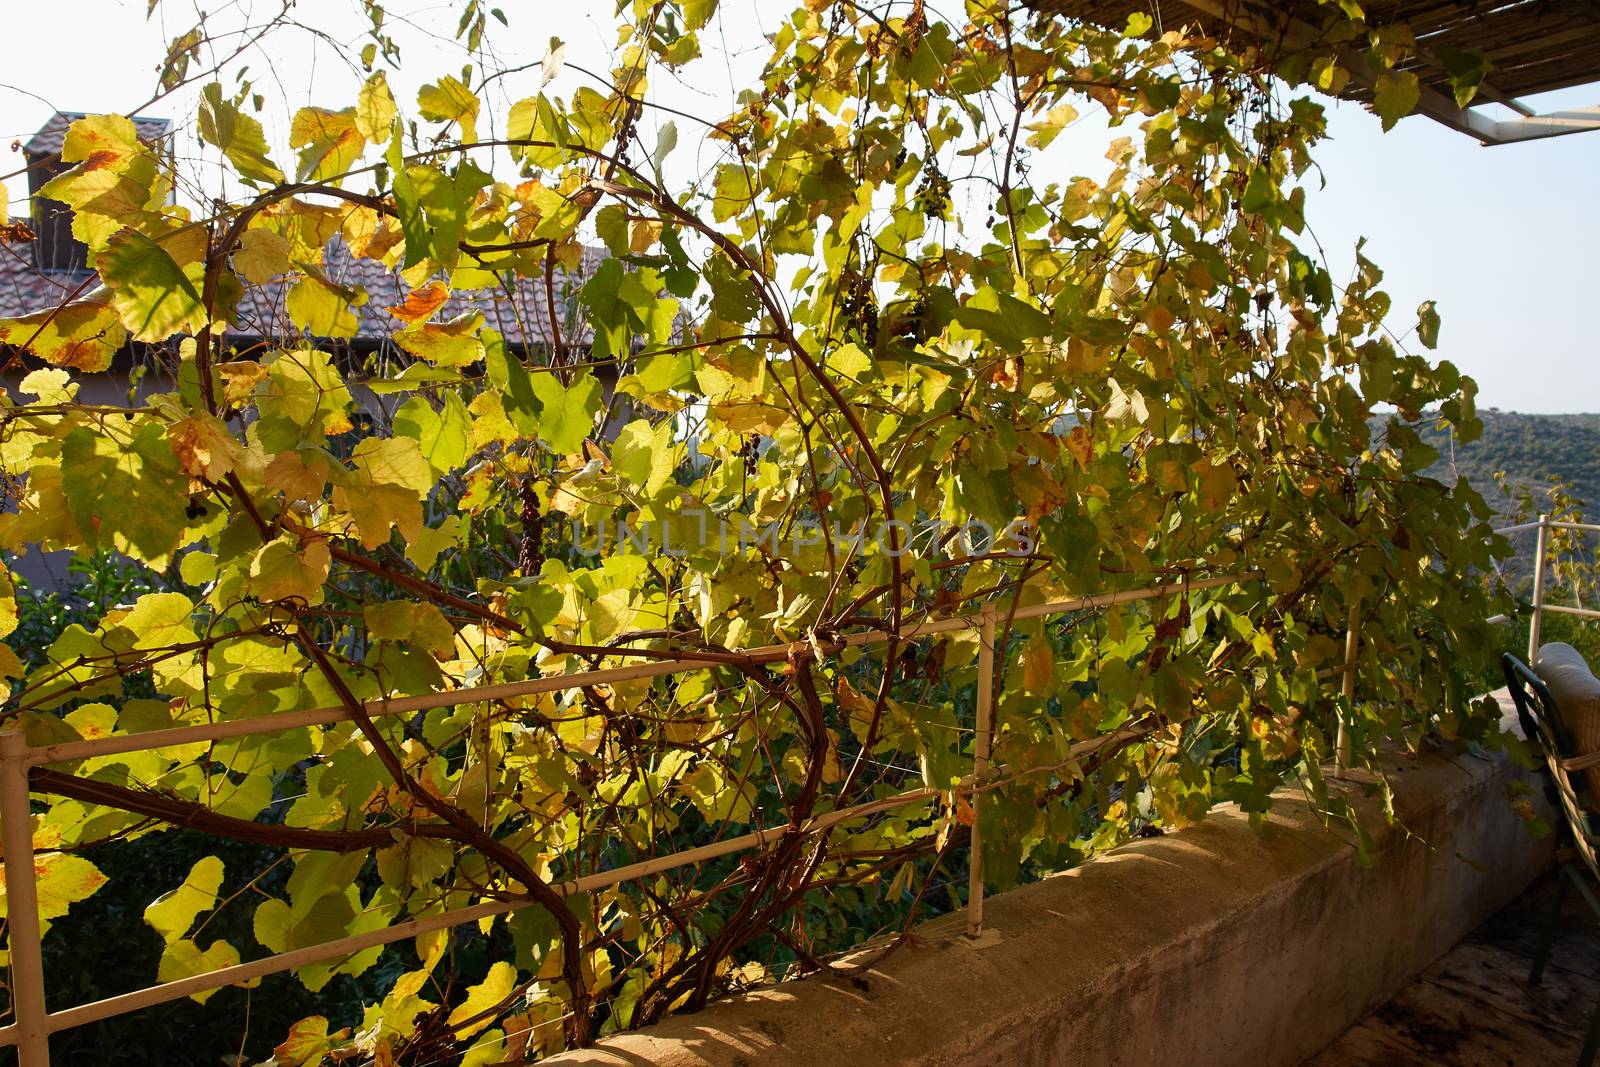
[[544, 735, 1554, 1067]]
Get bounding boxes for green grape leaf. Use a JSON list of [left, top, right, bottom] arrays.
[[95, 229, 206, 342], [1373, 71, 1421, 131], [530, 370, 600, 455], [199, 82, 284, 184]]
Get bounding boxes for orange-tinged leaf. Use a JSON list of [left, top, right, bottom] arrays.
[[35, 853, 108, 920], [264, 450, 333, 502], [274, 1015, 338, 1066], [393, 312, 486, 366], [0, 845, 107, 932], [629, 218, 664, 253], [387, 282, 450, 324], [0, 299, 127, 372], [216, 360, 270, 405], [1065, 424, 1093, 468], [60, 114, 143, 164], [1023, 638, 1055, 691], [167, 415, 242, 480], [63, 702, 115, 740]]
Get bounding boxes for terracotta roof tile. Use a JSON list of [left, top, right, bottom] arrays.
[[0, 230, 606, 352]]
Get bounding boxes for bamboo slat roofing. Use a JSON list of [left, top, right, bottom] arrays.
[[1033, 0, 1600, 102]]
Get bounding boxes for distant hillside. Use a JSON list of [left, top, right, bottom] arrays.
[[1408, 410, 1600, 518]]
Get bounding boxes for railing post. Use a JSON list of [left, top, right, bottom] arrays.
[[1333, 602, 1359, 778], [1, 730, 50, 1065], [1529, 512, 1549, 663], [966, 604, 996, 938]]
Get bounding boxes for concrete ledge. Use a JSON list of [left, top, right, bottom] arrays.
[[549, 737, 1552, 1067]]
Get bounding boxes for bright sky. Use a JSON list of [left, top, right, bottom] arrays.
[[2, 0, 1596, 414]]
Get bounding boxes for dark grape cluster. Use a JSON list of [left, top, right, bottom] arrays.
[[517, 478, 544, 574], [914, 163, 951, 220], [837, 268, 880, 346]]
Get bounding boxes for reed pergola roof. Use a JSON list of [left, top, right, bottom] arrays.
[[1031, 0, 1600, 144]]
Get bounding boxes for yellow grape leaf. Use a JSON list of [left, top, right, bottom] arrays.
[[351, 437, 433, 494], [63, 702, 115, 741], [461, 1031, 507, 1067], [290, 107, 365, 183], [20, 368, 78, 404], [61, 113, 143, 163], [144, 856, 225, 944], [258, 349, 355, 440], [447, 960, 517, 1039], [629, 218, 663, 253], [0, 642, 24, 680], [356, 71, 399, 142], [417, 75, 480, 142], [248, 536, 332, 603], [0, 564, 14, 640], [118, 591, 198, 650], [405, 516, 463, 572], [611, 418, 676, 497], [264, 450, 334, 502], [333, 481, 424, 549], [233, 228, 292, 285], [392, 312, 486, 366], [365, 601, 456, 658], [198, 82, 284, 184], [36, 853, 108, 923], [286, 273, 361, 339], [157, 939, 249, 1004], [468, 391, 519, 448]]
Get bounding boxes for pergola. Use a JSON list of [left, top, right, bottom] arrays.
[[1034, 0, 1600, 145]]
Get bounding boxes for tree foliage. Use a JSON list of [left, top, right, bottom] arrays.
[[0, 0, 1508, 1060]]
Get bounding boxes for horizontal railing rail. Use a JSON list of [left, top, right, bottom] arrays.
[[1486, 515, 1600, 653]]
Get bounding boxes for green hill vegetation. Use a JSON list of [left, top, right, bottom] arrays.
[[1412, 410, 1600, 517]]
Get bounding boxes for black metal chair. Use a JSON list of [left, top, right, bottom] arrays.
[[1502, 652, 1600, 1066]]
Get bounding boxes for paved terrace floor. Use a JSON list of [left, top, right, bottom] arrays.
[[1304, 867, 1600, 1065]]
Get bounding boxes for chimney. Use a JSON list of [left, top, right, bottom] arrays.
[[22, 112, 172, 273]]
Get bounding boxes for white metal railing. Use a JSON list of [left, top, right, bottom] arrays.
[[5, 514, 1564, 1059], [1485, 514, 1600, 659], [0, 571, 1284, 1063]]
